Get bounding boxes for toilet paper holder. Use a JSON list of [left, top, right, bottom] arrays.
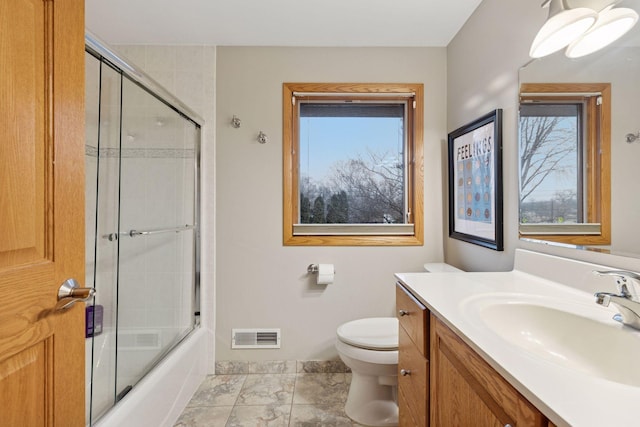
[[307, 264, 335, 274], [307, 263, 335, 285]]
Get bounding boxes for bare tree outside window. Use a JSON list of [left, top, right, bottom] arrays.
[[298, 103, 406, 225], [331, 149, 404, 223], [519, 103, 581, 224]]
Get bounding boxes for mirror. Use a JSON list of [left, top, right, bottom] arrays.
[[519, 0, 640, 258], [519, 82, 611, 246]]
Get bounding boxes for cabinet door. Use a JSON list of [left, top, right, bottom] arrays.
[[398, 326, 428, 427], [430, 315, 547, 427]]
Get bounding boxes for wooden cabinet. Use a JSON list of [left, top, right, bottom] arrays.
[[396, 283, 429, 427], [396, 282, 551, 427], [430, 314, 547, 427]]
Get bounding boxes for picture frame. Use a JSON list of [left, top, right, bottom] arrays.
[[448, 109, 503, 251]]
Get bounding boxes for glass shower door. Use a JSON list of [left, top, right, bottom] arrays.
[[115, 77, 198, 398], [85, 46, 200, 425], [85, 52, 123, 423]]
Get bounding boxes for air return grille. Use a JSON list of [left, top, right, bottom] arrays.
[[232, 328, 281, 349]]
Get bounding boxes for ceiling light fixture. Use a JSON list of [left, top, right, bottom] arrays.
[[565, 4, 639, 58], [529, 0, 598, 58]]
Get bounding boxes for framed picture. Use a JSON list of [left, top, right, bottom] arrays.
[[448, 109, 503, 251]]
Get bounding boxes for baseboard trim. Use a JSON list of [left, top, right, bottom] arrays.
[[214, 359, 350, 375]]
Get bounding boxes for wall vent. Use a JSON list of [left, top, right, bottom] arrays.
[[232, 328, 281, 349]]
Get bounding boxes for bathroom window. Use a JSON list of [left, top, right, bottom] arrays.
[[283, 83, 424, 246]]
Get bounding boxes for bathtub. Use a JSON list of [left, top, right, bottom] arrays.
[[88, 327, 207, 427]]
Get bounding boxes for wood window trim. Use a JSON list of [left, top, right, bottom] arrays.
[[519, 82, 611, 245], [282, 82, 424, 246]]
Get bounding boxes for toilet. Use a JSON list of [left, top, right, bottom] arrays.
[[336, 317, 399, 427]]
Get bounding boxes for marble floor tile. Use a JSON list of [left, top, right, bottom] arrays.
[[289, 404, 365, 427], [174, 405, 233, 426], [187, 375, 246, 407], [226, 404, 291, 427], [292, 373, 349, 405], [176, 371, 379, 427], [235, 374, 296, 406]]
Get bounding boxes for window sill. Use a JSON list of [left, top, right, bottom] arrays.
[[519, 223, 601, 235], [293, 223, 414, 236], [284, 232, 423, 246]]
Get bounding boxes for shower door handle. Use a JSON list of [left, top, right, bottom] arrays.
[[56, 278, 96, 311]]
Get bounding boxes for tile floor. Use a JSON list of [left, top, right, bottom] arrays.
[[174, 372, 366, 427]]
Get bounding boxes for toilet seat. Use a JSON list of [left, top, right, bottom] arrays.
[[337, 317, 398, 350]]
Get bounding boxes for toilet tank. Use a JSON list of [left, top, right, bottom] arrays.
[[423, 263, 464, 273]]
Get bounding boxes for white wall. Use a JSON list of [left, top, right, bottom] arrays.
[[446, 0, 640, 273], [215, 47, 446, 362]]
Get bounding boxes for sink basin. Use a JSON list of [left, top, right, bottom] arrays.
[[464, 293, 640, 387]]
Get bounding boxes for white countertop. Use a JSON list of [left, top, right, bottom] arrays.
[[395, 267, 640, 427]]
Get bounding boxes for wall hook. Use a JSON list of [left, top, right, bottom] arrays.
[[231, 115, 241, 128], [626, 132, 640, 143], [257, 131, 268, 144]]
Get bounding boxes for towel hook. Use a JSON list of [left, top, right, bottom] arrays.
[[257, 131, 268, 144]]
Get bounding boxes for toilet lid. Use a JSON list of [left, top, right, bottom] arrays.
[[337, 317, 398, 350]]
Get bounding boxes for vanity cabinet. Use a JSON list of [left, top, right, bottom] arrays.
[[430, 315, 547, 427], [396, 283, 429, 427], [396, 282, 550, 427]]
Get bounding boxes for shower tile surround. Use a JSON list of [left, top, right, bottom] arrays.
[[175, 361, 363, 427]]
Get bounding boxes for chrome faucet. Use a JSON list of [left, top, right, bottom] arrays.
[[594, 270, 640, 330]]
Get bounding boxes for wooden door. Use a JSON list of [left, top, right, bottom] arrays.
[[0, 0, 85, 425]]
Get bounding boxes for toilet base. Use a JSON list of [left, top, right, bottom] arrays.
[[344, 372, 398, 426]]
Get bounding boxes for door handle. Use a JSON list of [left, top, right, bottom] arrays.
[[56, 278, 96, 310]]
